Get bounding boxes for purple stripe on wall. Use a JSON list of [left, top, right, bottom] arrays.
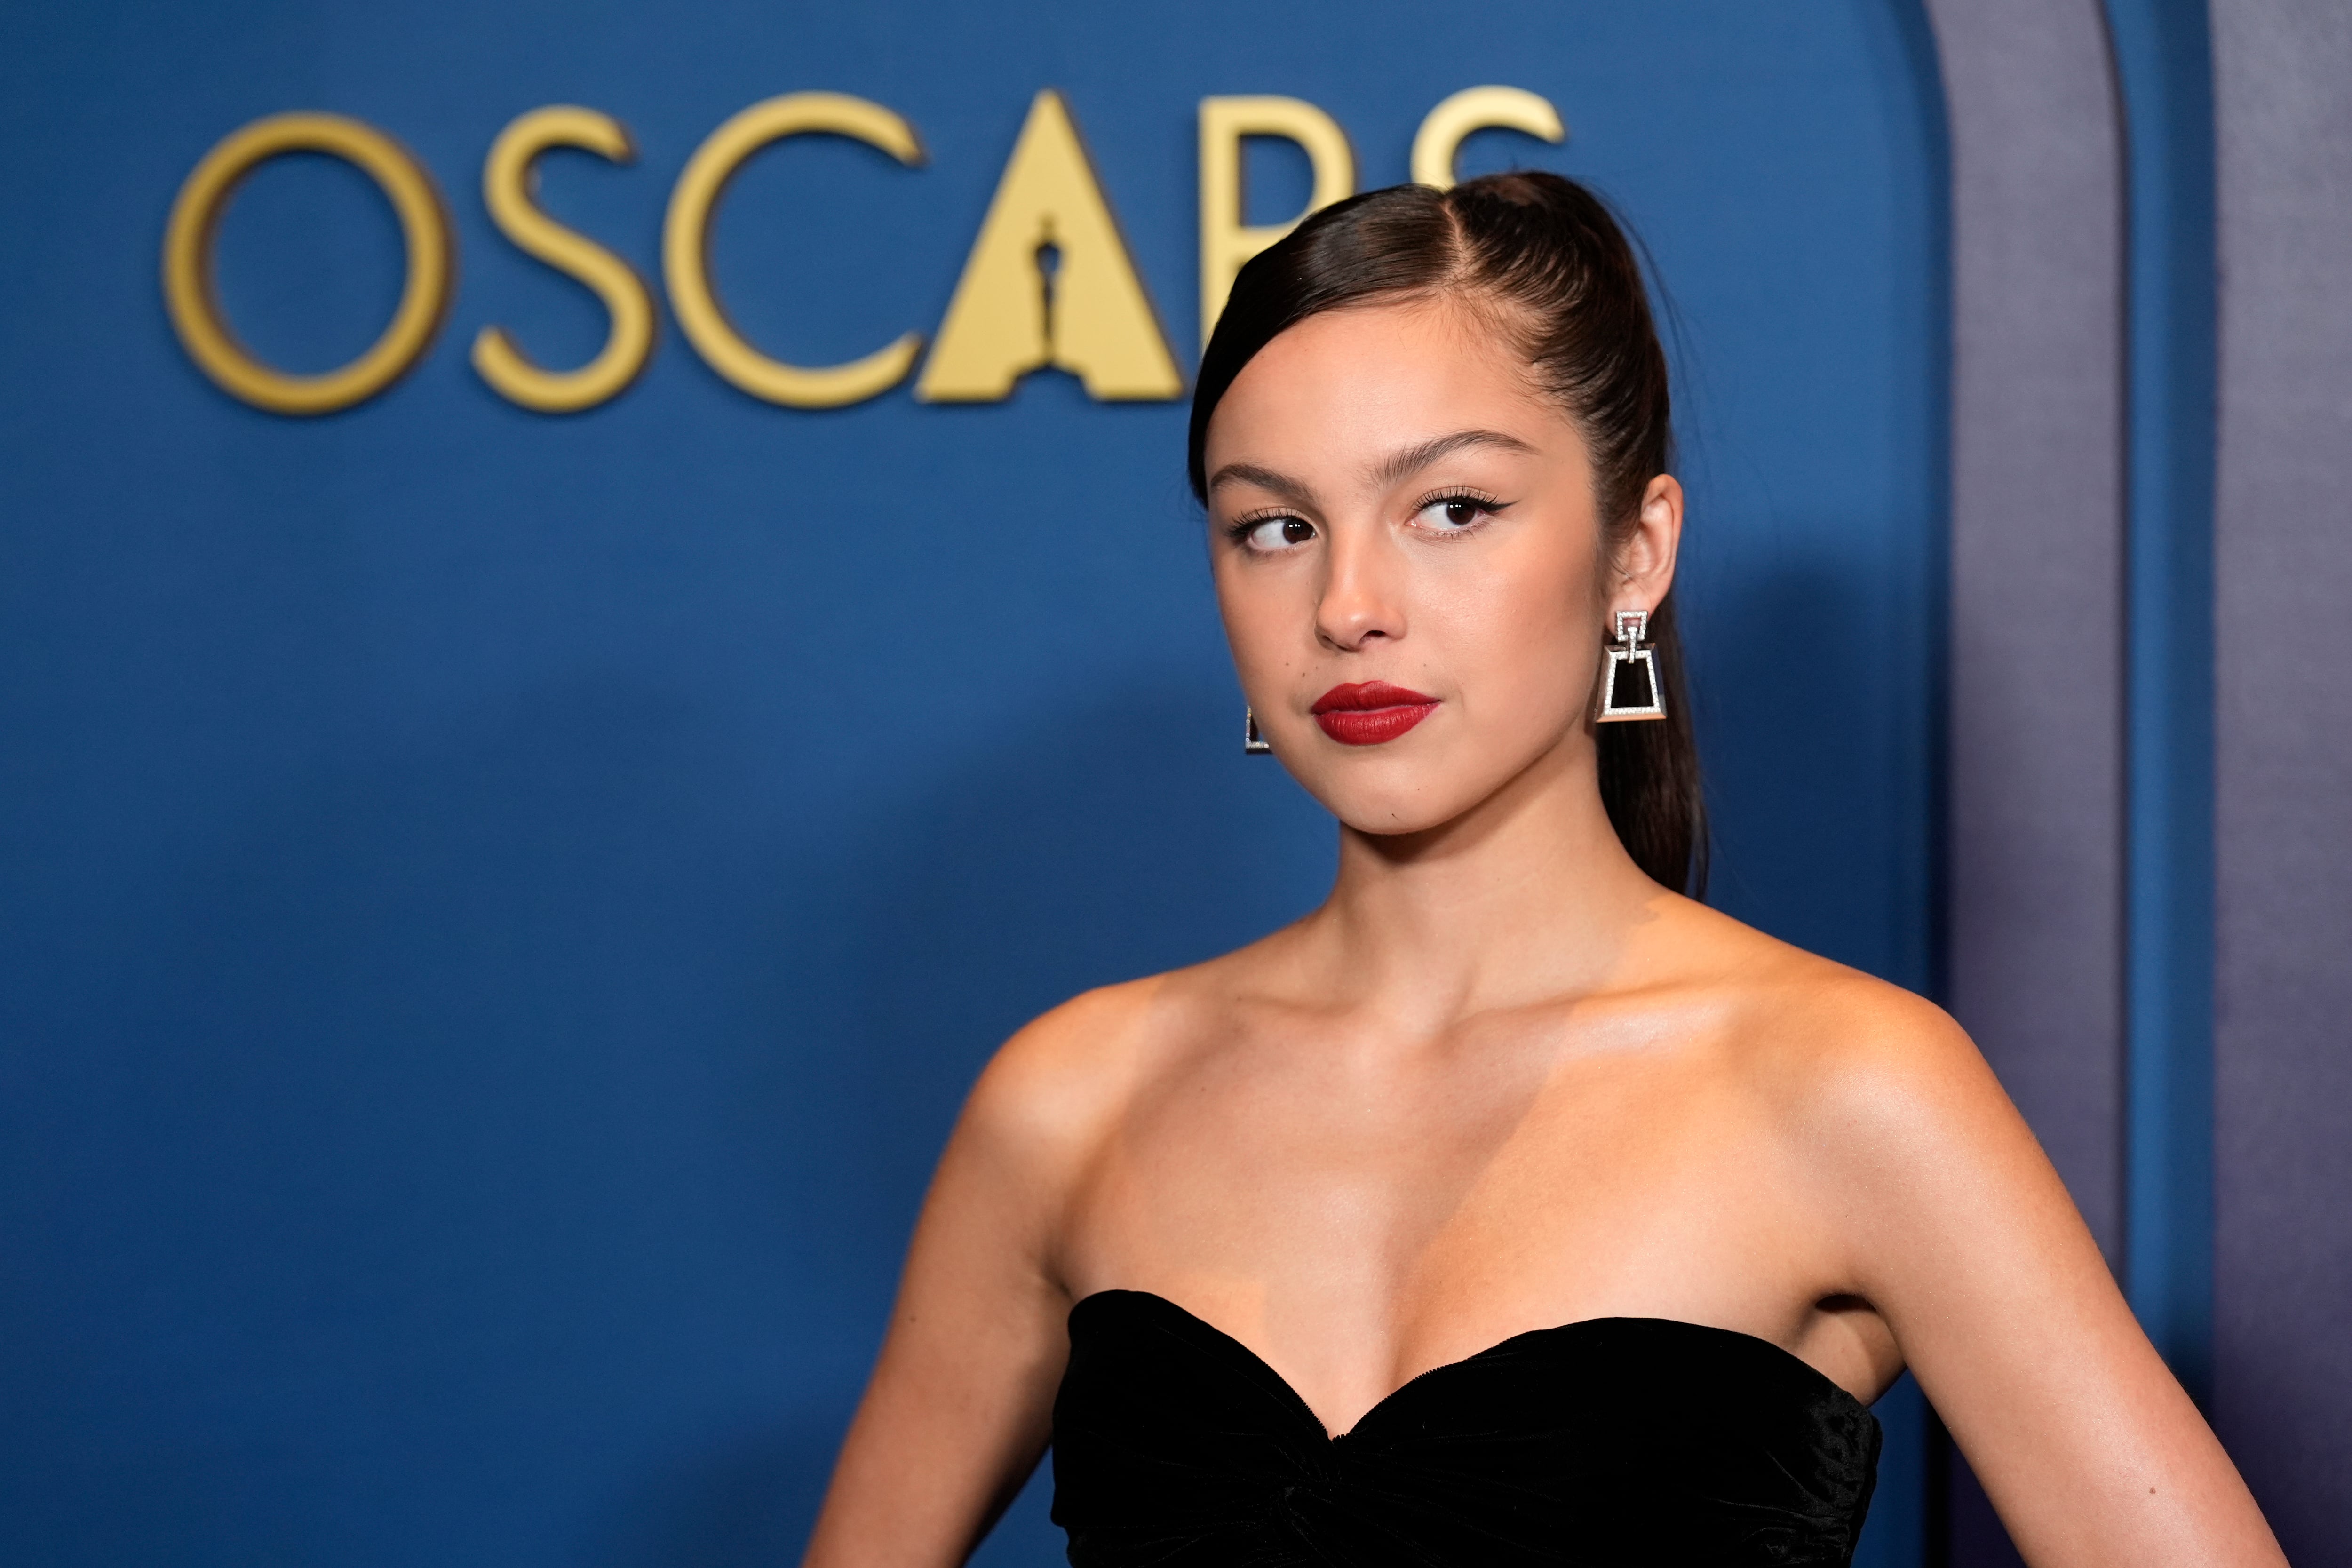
[[1922, 0, 2127, 1559], [1925, 0, 2128, 1260], [2209, 1, 2352, 1556]]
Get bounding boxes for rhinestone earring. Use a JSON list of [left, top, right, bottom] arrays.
[[1596, 608, 1668, 723], [1243, 706, 1273, 754]]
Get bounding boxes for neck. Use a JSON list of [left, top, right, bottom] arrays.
[[1307, 735, 1665, 1024]]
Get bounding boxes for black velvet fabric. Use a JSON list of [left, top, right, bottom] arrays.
[[1050, 1290, 1880, 1567]]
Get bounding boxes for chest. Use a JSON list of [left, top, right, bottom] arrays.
[[1059, 1016, 1796, 1314]]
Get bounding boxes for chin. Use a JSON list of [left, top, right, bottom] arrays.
[[1298, 766, 1488, 839], [1287, 724, 1579, 838], [1334, 804, 1469, 839]]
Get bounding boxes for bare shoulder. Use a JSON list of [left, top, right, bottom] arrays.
[[958, 975, 1167, 1162], [956, 944, 1262, 1173], [1653, 897, 2016, 1161], [975, 914, 1307, 1108]]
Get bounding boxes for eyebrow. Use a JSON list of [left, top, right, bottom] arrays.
[[1367, 429, 1539, 489], [1204, 462, 1317, 506], [1205, 429, 1540, 507]]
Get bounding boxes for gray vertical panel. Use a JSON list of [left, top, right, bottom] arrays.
[[1924, 0, 2127, 1260], [1922, 3, 2126, 1561], [2209, 1, 2352, 1554]]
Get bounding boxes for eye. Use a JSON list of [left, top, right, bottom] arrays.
[[1413, 492, 1503, 533], [1235, 514, 1317, 552]]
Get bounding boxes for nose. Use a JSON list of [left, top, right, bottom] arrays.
[[1314, 520, 1407, 652]]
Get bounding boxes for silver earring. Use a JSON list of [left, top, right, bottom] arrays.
[[1596, 608, 1668, 723], [1243, 706, 1273, 754]]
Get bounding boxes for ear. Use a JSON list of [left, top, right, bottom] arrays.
[[1613, 473, 1683, 612]]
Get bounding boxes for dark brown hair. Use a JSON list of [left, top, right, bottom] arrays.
[[1188, 172, 1706, 895]]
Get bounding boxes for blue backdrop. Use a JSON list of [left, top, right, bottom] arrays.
[[0, 2, 1946, 1563]]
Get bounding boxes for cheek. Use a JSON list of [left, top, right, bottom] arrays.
[[1427, 544, 1598, 725], [1212, 559, 1292, 680]]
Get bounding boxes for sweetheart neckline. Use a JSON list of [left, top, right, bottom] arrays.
[[1067, 1287, 1869, 1441]]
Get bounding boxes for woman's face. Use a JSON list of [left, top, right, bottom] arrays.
[[1204, 297, 1679, 837]]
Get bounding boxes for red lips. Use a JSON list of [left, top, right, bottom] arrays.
[[1309, 681, 1440, 745]]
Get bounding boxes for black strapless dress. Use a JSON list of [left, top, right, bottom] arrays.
[[1050, 1290, 1880, 1567]]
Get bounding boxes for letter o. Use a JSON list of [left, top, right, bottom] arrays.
[[663, 92, 926, 408], [162, 112, 453, 416]]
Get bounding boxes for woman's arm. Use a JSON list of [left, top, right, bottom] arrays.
[[801, 985, 1145, 1568], [1801, 986, 2285, 1567]]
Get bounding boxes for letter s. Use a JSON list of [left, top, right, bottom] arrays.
[[471, 106, 658, 413]]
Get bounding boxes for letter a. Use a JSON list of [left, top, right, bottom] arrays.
[[917, 90, 1183, 402]]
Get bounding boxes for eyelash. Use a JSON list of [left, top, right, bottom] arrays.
[[1221, 488, 1510, 550], [1412, 487, 1507, 533], [1224, 509, 1308, 549]]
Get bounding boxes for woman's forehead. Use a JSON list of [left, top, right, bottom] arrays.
[[1205, 302, 1577, 473]]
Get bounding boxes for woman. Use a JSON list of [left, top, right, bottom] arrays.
[[803, 175, 2284, 1566]]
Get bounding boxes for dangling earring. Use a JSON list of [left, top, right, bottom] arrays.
[[1243, 706, 1273, 754], [1596, 608, 1668, 723]]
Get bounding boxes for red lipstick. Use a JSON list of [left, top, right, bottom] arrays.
[[1309, 681, 1440, 745]]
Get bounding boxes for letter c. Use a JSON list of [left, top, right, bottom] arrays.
[[162, 112, 453, 415], [662, 92, 926, 408], [1411, 87, 1566, 191]]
